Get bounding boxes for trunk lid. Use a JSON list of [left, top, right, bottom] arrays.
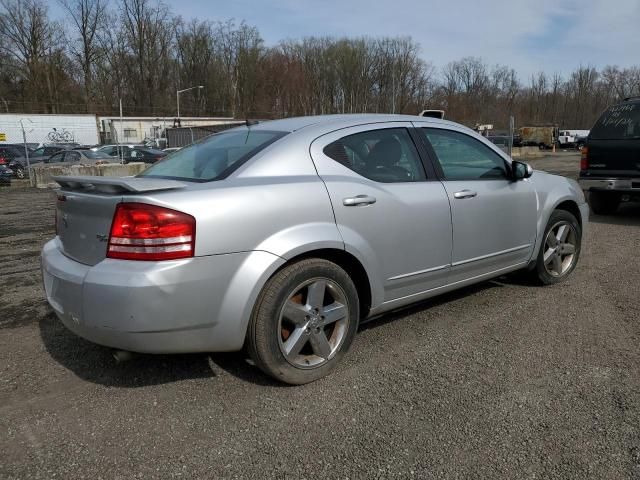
[[54, 176, 185, 266]]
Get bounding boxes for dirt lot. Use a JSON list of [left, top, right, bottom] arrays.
[[1, 152, 639, 479]]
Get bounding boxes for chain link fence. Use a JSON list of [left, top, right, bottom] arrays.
[[0, 114, 99, 182], [0, 114, 247, 183], [165, 123, 244, 148]]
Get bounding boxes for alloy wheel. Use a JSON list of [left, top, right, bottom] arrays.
[[543, 221, 577, 277], [277, 278, 349, 369]]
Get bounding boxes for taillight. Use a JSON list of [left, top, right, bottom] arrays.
[[107, 203, 196, 261], [0, 156, 6, 165], [580, 147, 589, 170]]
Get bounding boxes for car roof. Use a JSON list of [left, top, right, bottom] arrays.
[[247, 113, 460, 133]]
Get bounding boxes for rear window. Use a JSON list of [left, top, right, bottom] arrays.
[[139, 129, 287, 182], [590, 103, 640, 140]]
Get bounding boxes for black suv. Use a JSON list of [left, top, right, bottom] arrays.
[[579, 96, 640, 214]]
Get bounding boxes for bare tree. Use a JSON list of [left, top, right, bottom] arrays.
[[58, 0, 107, 110]]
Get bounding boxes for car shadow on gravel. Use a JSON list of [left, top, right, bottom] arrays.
[[39, 312, 287, 388], [589, 203, 640, 226], [39, 313, 217, 388], [37, 279, 538, 389]]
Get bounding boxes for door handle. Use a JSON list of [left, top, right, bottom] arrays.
[[343, 195, 377, 206], [453, 189, 477, 199]]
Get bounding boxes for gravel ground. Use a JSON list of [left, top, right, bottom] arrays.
[[1, 152, 639, 479]]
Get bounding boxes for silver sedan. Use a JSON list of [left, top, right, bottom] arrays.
[[42, 114, 588, 384]]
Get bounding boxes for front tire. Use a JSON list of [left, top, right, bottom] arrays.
[[247, 258, 359, 385], [15, 167, 25, 179], [588, 191, 620, 215], [532, 210, 581, 285]]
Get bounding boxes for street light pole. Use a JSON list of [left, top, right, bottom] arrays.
[[176, 85, 204, 121], [19, 118, 33, 185]]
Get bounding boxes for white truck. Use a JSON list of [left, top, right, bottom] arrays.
[[557, 129, 590, 148]]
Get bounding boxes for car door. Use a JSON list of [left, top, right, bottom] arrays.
[[310, 123, 452, 305], [415, 125, 538, 283]]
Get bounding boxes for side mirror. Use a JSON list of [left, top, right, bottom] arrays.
[[512, 160, 533, 180]]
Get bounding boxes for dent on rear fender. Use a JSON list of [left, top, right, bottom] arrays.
[[253, 222, 344, 259]]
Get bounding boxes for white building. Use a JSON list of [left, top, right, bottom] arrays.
[[97, 116, 238, 145], [0, 114, 100, 145]]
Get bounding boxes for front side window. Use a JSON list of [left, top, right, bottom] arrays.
[[421, 128, 508, 180], [140, 129, 287, 182], [323, 128, 426, 183]]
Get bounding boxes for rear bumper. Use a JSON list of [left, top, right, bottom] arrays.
[[41, 238, 284, 353], [578, 177, 640, 192]]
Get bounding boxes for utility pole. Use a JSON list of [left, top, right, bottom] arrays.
[[19, 118, 32, 185], [176, 85, 204, 121], [119, 98, 124, 164]]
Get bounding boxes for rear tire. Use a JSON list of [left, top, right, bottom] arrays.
[[588, 191, 620, 215], [247, 258, 359, 385], [531, 210, 581, 285]]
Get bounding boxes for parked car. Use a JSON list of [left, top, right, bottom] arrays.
[[0, 144, 39, 178], [44, 149, 114, 165], [91, 144, 143, 157], [43, 114, 588, 385], [0, 165, 12, 185], [486, 135, 510, 150], [579, 96, 640, 214], [121, 147, 167, 164], [574, 134, 588, 150], [4, 144, 80, 177], [0, 144, 26, 166]]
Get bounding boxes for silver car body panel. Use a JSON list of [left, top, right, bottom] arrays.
[[42, 114, 589, 353], [309, 121, 452, 305]]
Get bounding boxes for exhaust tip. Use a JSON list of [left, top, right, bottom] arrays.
[[111, 349, 135, 363]]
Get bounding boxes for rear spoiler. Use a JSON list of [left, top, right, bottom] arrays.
[[52, 175, 186, 194]]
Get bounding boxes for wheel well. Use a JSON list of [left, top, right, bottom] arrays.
[[555, 200, 582, 227], [284, 249, 372, 318]]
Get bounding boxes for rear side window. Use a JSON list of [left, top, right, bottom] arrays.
[[323, 128, 426, 182], [65, 151, 81, 162], [140, 129, 287, 182], [48, 153, 64, 163], [590, 103, 640, 140]]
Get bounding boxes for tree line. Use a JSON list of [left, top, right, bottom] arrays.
[[1, 0, 639, 129]]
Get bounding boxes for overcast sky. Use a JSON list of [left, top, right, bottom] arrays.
[[53, 0, 640, 80]]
